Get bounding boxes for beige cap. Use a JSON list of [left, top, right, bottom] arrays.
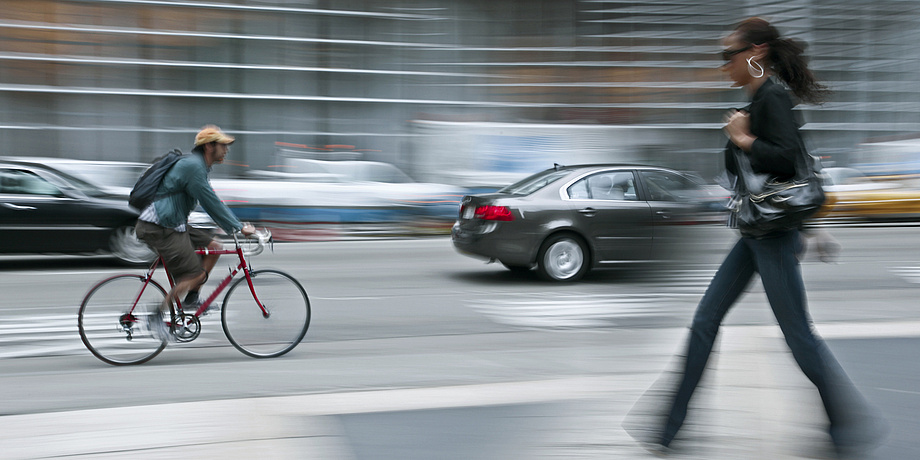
[[194, 125, 235, 147]]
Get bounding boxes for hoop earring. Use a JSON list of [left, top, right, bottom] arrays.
[[747, 57, 764, 78]]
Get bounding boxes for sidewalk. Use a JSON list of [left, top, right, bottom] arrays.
[[2, 321, 912, 460]]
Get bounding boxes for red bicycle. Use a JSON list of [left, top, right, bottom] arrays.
[[78, 230, 310, 365]]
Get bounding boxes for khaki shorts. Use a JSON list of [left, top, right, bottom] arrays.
[[135, 220, 216, 282]]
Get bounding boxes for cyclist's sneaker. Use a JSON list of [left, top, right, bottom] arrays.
[[183, 299, 218, 316], [187, 300, 220, 316], [149, 308, 172, 342], [183, 291, 200, 305], [180, 299, 201, 314]]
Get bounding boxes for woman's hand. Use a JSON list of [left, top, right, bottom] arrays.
[[723, 109, 756, 151]]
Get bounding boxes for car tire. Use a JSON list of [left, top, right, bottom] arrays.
[[109, 224, 156, 265], [536, 234, 589, 282]]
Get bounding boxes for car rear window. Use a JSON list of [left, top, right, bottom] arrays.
[[498, 169, 570, 195]]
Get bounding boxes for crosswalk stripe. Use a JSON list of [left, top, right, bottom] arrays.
[[0, 313, 225, 359], [466, 269, 715, 329], [468, 294, 695, 329], [469, 265, 920, 329]]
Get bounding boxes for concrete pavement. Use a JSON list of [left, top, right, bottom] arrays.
[[2, 320, 913, 459]]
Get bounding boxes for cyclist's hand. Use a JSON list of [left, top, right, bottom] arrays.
[[241, 223, 256, 236]]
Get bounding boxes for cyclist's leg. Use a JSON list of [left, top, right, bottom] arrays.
[[143, 226, 205, 312], [186, 227, 220, 302], [171, 272, 206, 307], [201, 240, 221, 275]]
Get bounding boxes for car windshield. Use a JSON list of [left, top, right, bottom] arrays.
[[498, 169, 570, 195], [31, 168, 108, 197]]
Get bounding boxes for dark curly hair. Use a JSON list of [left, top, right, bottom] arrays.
[[734, 17, 830, 104]]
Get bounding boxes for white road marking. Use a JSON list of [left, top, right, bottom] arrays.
[[0, 312, 224, 359], [467, 269, 716, 329], [877, 387, 920, 395], [890, 266, 920, 284], [3, 268, 131, 276]]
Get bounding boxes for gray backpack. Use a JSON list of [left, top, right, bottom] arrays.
[[128, 149, 186, 210]]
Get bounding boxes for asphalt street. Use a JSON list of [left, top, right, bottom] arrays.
[[0, 225, 918, 459]]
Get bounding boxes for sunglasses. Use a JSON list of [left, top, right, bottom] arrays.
[[720, 45, 752, 62]]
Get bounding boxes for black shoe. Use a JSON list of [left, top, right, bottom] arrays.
[[183, 291, 200, 305], [180, 299, 201, 312], [831, 416, 889, 459], [182, 299, 220, 317]]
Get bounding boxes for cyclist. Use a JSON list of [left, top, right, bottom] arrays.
[[135, 125, 255, 337]]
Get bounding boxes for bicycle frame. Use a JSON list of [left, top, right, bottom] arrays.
[[132, 237, 270, 321]]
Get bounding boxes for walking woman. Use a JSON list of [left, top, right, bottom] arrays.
[[633, 18, 885, 456]]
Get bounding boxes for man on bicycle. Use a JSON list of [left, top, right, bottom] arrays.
[[135, 125, 255, 337]]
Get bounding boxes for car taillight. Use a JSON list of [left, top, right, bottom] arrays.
[[474, 205, 513, 221]]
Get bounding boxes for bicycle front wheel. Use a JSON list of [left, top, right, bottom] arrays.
[[221, 269, 311, 358], [78, 274, 168, 365]]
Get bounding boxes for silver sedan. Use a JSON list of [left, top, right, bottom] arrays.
[[451, 164, 714, 281]]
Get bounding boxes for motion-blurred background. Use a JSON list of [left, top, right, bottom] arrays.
[[4, 4, 920, 459], [3, 0, 918, 182]]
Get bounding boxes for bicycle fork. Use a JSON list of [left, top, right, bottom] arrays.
[[241, 267, 271, 318]]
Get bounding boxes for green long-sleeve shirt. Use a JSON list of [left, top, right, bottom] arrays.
[[152, 153, 243, 234]]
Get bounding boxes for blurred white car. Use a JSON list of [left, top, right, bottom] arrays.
[[19, 156, 466, 228], [211, 159, 467, 225]]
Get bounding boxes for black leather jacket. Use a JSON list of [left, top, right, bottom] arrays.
[[724, 77, 804, 181]]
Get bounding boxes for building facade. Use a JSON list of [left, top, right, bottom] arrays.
[[1, 0, 918, 179]]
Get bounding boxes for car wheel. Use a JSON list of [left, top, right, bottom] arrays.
[[109, 225, 156, 265], [537, 234, 589, 281]]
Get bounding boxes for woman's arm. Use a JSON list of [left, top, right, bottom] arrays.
[[747, 86, 801, 175], [724, 109, 756, 151]]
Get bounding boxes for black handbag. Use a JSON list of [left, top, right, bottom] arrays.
[[728, 139, 825, 237]]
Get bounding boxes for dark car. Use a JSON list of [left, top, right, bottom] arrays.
[[9, 157, 150, 196], [451, 164, 712, 281], [0, 157, 155, 264]]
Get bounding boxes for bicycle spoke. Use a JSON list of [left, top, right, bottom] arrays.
[[221, 270, 310, 358]]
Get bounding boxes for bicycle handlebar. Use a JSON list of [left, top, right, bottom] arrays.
[[231, 228, 272, 257]]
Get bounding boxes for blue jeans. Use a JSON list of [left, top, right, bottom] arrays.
[[661, 229, 861, 447]]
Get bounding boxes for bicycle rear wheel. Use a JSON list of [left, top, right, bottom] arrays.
[[221, 269, 310, 358], [78, 274, 168, 365]]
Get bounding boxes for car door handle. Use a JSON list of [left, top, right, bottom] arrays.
[[578, 207, 597, 216], [656, 210, 671, 219], [1, 203, 36, 210]]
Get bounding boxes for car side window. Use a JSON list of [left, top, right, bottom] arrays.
[[0, 169, 62, 196], [567, 179, 590, 199], [567, 171, 637, 201], [0, 170, 14, 194], [638, 170, 695, 202]]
